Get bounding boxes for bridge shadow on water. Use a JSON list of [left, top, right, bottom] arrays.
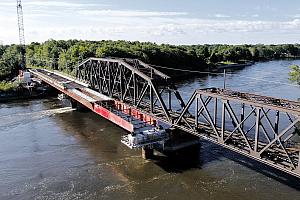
[[152, 144, 202, 173], [219, 147, 300, 190], [151, 140, 300, 191]]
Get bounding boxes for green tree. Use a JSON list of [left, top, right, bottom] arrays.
[[289, 65, 300, 84], [0, 45, 23, 80]]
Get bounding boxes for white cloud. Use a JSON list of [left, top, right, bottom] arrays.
[[214, 14, 230, 18], [292, 14, 300, 18], [1, 0, 300, 45], [0, 0, 101, 7], [78, 10, 188, 17], [24, 1, 101, 8], [0, 2, 15, 7], [21, 18, 300, 43]]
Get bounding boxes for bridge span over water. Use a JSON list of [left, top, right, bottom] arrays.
[[29, 57, 300, 178]]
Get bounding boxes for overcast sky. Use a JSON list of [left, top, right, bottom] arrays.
[[0, 0, 300, 45]]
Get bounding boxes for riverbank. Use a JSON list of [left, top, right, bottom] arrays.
[[0, 90, 54, 102], [0, 81, 56, 103], [0, 81, 18, 92]]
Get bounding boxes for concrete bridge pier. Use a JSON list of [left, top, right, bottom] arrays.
[[140, 129, 201, 161], [142, 147, 154, 160], [70, 99, 78, 109], [166, 142, 201, 161], [163, 129, 200, 154]]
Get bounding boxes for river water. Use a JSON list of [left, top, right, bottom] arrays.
[[1, 60, 300, 200]]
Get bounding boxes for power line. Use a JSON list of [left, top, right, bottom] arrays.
[[151, 64, 223, 75], [27, 56, 299, 88]]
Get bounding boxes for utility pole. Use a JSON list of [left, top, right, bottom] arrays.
[[16, 0, 26, 70]]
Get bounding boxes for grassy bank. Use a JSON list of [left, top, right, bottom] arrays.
[[0, 81, 18, 92]]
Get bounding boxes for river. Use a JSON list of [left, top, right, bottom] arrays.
[[1, 60, 300, 200]]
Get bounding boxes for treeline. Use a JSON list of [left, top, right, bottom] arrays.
[[1, 39, 300, 80]]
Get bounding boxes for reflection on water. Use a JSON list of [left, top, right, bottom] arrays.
[[1, 60, 300, 200], [0, 107, 76, 131]]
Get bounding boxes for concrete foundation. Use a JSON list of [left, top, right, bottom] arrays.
[[70, 99, 78, 109], [142, 148, 154, 160]]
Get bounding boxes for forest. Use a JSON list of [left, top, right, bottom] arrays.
[[1, 39, 300, 80]]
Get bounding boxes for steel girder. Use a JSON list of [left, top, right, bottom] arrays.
[[76, 58, 186, 122], [175, 88, 300, 177]]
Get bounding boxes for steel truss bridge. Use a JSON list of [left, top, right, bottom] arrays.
[[31, 57, 300, 178]]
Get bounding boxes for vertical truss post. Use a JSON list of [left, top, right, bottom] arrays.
[[297, 151, 300, 173], [275, 110, 280, 134], [149, 86, 154, 113], [98, 62, 102, 94], [119, 64, 123, 100], [220, 99, 226, 143], [195, 95, 199, 128], [133, 73, 136, 105], [214, 97, 218, 125], [168, 89, 172, 110], [254, 107, 261, 153], [241, 103, 245, 130], [108, 64, 112, 97]]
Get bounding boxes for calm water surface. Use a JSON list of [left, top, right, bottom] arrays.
[[1, 60, 300, 200]]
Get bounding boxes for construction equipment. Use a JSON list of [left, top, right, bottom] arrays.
[[16, 0, 26, 70]]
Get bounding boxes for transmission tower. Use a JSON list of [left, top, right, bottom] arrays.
[[16, 0, 26, 70]]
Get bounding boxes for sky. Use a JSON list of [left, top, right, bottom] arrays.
[[0, 0, 300, 45]]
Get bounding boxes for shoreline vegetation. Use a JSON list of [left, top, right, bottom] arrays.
[[0, 81, 18, 92], [1, 40, 300, 80]]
